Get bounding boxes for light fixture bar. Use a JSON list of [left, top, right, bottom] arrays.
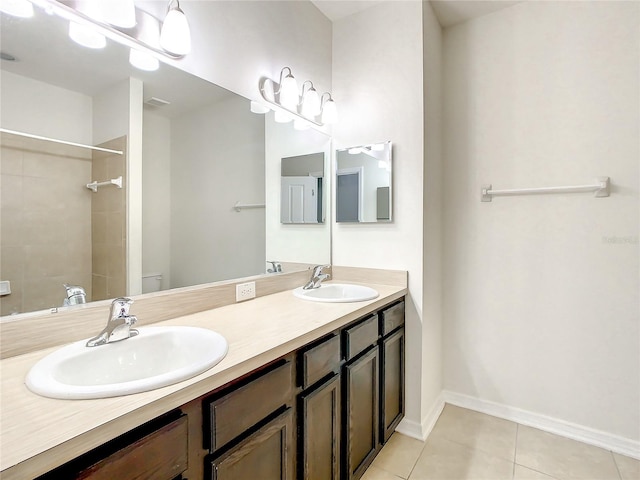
[[28, 0, 184, 60], [259, 78, 323, 127]]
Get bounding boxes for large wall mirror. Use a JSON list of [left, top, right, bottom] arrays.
[[0, 5, 331, 317], [336, 141, 392, 223]]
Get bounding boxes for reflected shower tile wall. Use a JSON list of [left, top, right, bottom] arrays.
[[91, 136, 127, 302], [0, 133, 92, 315]]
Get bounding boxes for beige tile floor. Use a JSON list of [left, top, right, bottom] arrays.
[[363, 405, 640, 480]]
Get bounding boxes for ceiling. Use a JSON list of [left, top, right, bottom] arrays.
[[430, 1, 523, 27], [311, 0, 522, 27]]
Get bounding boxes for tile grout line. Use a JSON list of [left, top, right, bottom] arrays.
[[611, 450, 624, 480], [513, 462, 561, 480], [404, 438, 429, 480], [513, 423, 519, 479]]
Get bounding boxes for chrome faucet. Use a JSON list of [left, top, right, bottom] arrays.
[[267, 261, 282, 273], [63, 284, 86, 306], [86, 297, 139, 347], [303, 265, 331, 290]]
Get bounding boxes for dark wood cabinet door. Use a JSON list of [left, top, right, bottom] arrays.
[[299, 373, 341, 480], [209, 409, 294, 480], [380, 327, 405, 444], [343, 346, 379, 480]]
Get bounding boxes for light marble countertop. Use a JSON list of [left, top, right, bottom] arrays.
[[0, 280, 406, 480]]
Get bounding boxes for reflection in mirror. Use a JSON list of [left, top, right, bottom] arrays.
[[280, 152, 325, 224], [336, 141, 392, 223], [0, 6, 330, 318], [266, 118, 331, 268]]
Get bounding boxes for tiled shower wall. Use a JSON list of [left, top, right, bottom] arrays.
[[0, 133, 92, 315], [0, 134, 127, 315], [90, 136, 127, 302]]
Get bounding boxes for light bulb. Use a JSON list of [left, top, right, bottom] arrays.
[[250, 101, 270, 114], [0, 0, 34, 18], [69, 21, 106, 49], [348, 148, 362, 155], [301, 87, 321, 118], [129, 48, 159, 71], [102, 0, 137, 28], [294, 119, 310, 131], [274, 110, 293, 123], [75, 0, 103, 22], [160, 3, 191, 55], [321, 98, 337, 124], [279, 72, 298, 110]]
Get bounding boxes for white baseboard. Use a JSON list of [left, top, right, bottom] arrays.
[[396, 393, 446, 441], [442, 390, 640, 460]]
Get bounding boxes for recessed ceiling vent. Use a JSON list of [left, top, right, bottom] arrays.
[[0, 52, 17, 61], [144, 97, 171, 108]]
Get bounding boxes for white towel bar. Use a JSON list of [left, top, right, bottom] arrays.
[[233, 201, 266, 212], [481, 177, 610, 202]]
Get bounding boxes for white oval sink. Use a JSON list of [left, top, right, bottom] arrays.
[[25, 326, 228, 400], [293, 283, 379, 303]]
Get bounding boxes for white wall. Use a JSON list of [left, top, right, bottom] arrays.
[[265, 118, 332, 265], [0, 71, 92, 143], [142, 110, 171, 290], [170, 95, 265, 287], [332, 1, 429, 435], [163, 0, 332, 109], [422, 0, 444, 434], [442, 0, 639, 443]]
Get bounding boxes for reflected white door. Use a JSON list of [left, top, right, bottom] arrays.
[[281, 176, 318, 223]]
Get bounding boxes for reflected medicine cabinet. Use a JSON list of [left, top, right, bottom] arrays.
[[336, 141, 392, 223], [280, 152, 325, 224]]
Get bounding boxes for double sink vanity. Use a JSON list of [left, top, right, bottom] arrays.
[[0, 267, 407, 480]]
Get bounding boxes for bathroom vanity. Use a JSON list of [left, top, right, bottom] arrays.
[[0, 272, 406, 480]]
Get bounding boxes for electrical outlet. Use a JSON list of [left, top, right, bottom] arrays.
[[235, 281, 256, 302]]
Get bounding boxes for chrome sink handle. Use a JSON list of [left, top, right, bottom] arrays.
[[86, 297, 139, 347], [303, 264, 331, 290]]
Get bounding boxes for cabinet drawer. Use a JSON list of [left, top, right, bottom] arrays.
[[207, 360, 293, 451], [343, 315, 378, 361], [208, 408, 294, 480], [76, 415, 188, 480], [381, 301, 405, 336], [298, 334, 341, 389]]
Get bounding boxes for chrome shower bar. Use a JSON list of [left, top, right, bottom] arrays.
[[87, 176, 123, 193], [0, 128, 123, 155], [481, 177, 610, 202]]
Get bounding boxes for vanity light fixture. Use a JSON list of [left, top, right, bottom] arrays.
[[320, 93, 338, 125], [278, 67, 299, 110], [102, 0, 137, 29], [24, 0, 192, 68], [250, 101, 270, 114], [160, 0, 191, 55], [69, 21, 107, 49], [0, 0, 33, 18], [256, 67, 338, 128], [300, 80, 321, 118], [274, 110, 294, 124], [129, 48, 159, 71]]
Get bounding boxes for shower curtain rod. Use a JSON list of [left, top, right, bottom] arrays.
[[0, 128, 123, 155]]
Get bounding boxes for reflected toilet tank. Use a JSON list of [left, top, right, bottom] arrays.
[[142, 273, 163, 293]]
